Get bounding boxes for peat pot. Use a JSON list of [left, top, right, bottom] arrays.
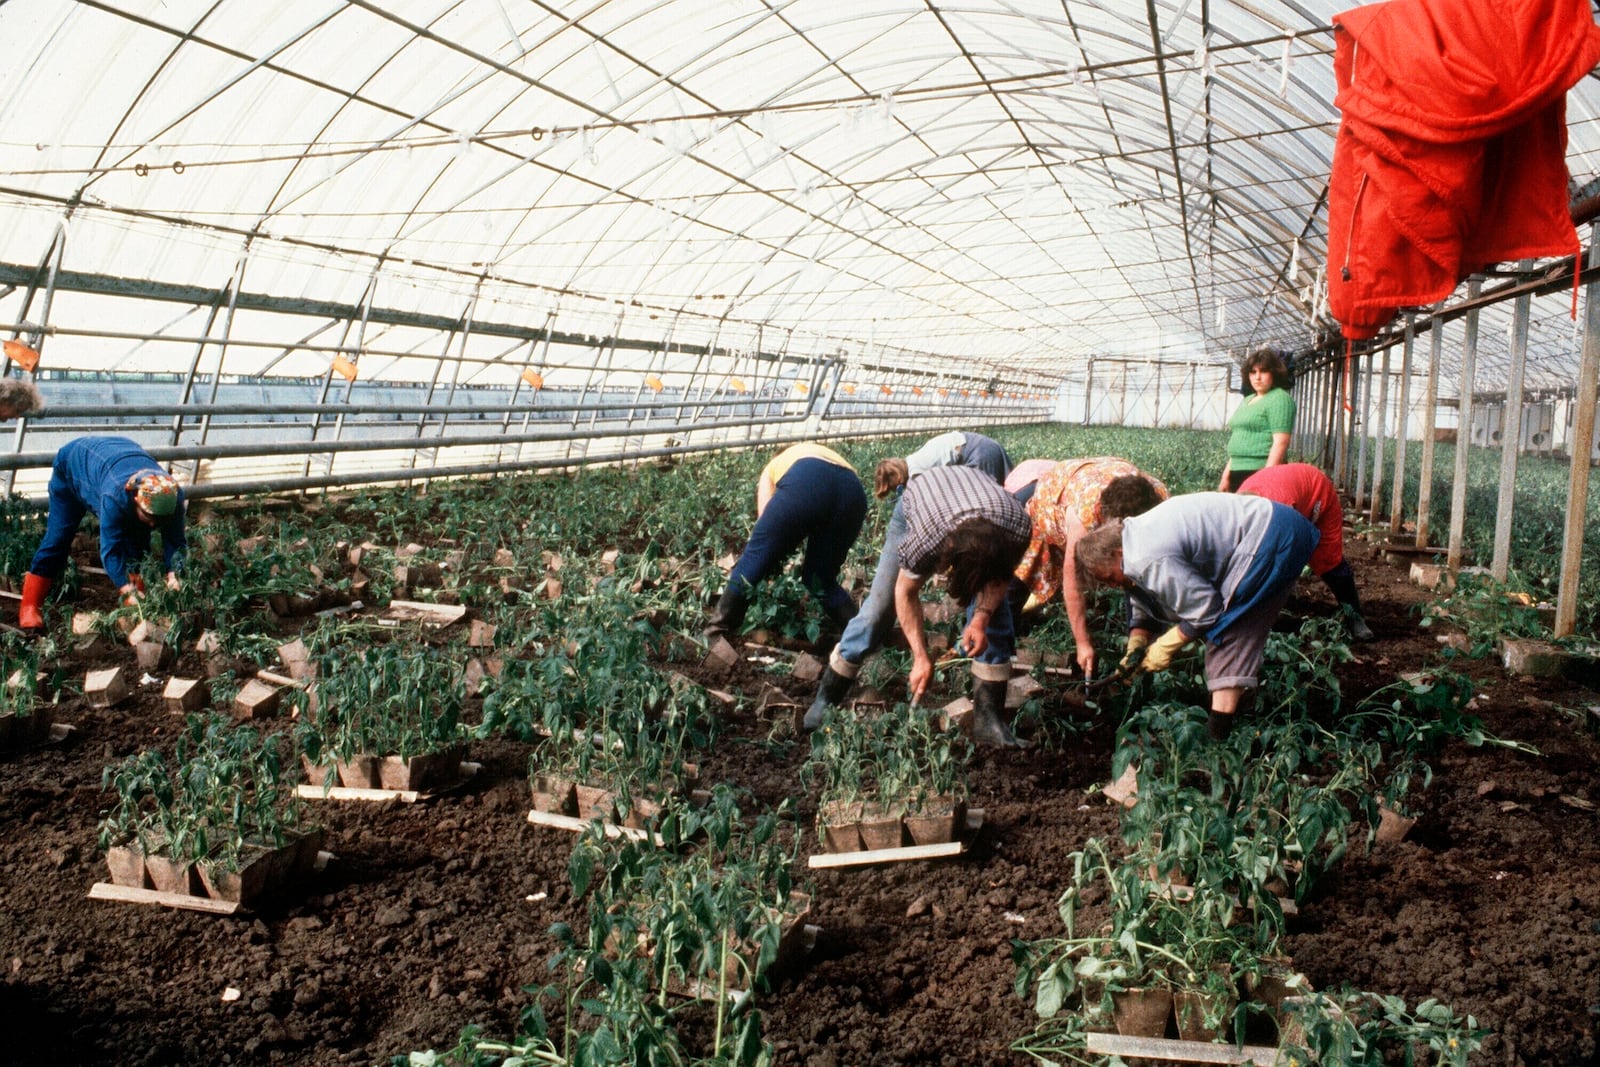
[[378, 745, 465, 792], [1111, 986, 1173, 1038], [103, 843, 151, 888], [817, 800, 864, 854], [903, 797, 967, 846], [531, 774, 577, 815], [857, 803, 907, 850]]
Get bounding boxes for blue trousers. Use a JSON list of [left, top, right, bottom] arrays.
[[834, 496, 1014, 668], [726, 459, 866, 616], [29, 473, 93, 581]]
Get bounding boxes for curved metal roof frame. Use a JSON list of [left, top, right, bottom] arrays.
[[2, 0, 1598, 392]]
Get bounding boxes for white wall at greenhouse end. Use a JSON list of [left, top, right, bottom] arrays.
[[1052, 364, 1233, 430]]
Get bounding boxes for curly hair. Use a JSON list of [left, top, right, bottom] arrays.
[[935, 517, 1026, 603], [1098, 474, 1162, 523], [0, 378, 44, 416], [874, 457, 909, 499], [1242, 348, 1290, 391], [1074, 520, 1126, 591]]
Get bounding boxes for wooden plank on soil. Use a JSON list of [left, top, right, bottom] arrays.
[[526, 809, 664, 846], [1082, 1032, 1278, 1064], [297, 763, 480, 805], [382, 600, 467, 626], [807, 809, 984, 869], [88, 882, 241, 915], [298, 783, 420, 803]]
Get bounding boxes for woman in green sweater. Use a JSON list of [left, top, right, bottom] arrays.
[[1218, 349, 1295, 492]]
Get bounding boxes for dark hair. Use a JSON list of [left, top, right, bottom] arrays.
[[1074, 520, 1126, 591], [874, 457, 908, 499], [1099, 475, 1162, 522], [936, 517, 1025, 603], [1242, 348, 1289, 392]]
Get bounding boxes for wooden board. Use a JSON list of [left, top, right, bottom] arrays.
[[88, 882, 241, 915], [297, 762, 479, 804], [526, 808, 665, 846], [807, 809, 985, 870], [1082, 1032, 1279, 1064], [381, 600, 467, 626]]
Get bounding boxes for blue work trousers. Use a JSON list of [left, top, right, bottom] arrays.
[[726, 458, 866, 616]]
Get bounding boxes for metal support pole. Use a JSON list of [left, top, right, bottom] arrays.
[[1556, 233, 1600, 637], [1447, 276, 1482, 570], [1354, 344, 1373, 507], [1389, 315, 1415, 532], [1082, 363, 1093, 426], [1368, 343, 1390, 526], [1416, 315, 1443, 548], [1491, 283, 1531, 580], [1333, 346, 1350, 487]]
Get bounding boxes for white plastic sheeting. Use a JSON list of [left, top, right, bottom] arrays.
[[1, 1, 1597, 394]]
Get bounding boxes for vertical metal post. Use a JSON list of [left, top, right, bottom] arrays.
[[1556, 232, 1600, 637], [4, 225, 66, 495], [1326, 356, 1344, 474], [1368, 342, 1391, 526], [1416, 315, 1443, 548], [1447, 276, 1482, 570], [1333, 346, 1350, 487], [1354, 344, 1373, 507], [1491, 283, 1532, 580], [1389, 315, 1415, 532], [1082, 362, 1093, 426]]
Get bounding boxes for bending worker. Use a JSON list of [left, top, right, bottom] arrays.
[[705, 442, 867, 641], [1238, 462, 1374, 641], [837, 464, 1032, 747], [1074, 492, 1317, 741], [18, 436, 186, 630], [1012, 458, 1169, 677], [806, 430, 1011, 730]]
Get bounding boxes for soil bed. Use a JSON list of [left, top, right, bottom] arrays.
[[1, 537, 1598, 1066]]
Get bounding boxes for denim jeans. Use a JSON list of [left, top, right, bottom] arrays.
[[833, 496, 908, 665], [726, 458, 867, 617]]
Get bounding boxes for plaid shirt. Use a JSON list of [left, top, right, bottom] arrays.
[[899, 466, 1031, 577]]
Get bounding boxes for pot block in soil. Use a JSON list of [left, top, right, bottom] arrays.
[[857, 806, 907, 850], [1174, 989, 1235, 1042], [103, 844, 152, 889], [531, 774, 577, 815], [199, 830, 325, 906], [85, 667, 131, 708], [143, 854, 199, 896], [818, 800, 864, 854], [904, 798, 967, 846], [232, 679, 282, 720], [376, 746, 465, 792], [1111, 987, 1173, 1038], [163, 677, 209, 715], [337, 755, 379, 789]]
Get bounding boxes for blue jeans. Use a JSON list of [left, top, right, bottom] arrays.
[[726, 459, 866, 616], [29, 473, 90, 581], [964, 592, 1017, 666], [834, 496, 907, 665], [833, 496, 1016, 669]]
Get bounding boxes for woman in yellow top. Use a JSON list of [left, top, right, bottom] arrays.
[[1012, 458, 1167, 677], [705, 443, 868, 640], [1219, 349, 1296, 492]]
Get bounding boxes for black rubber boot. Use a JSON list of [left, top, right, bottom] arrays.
[[823, 597, 858, 634], [803, 665, 853, 731], [704, 588, 748, 641], [1322, 563, 1374, 641], [971, 679, 1022, 749], [1207, 711, 1236, 741]]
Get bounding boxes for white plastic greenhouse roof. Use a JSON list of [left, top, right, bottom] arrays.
[[3, 0, 1599, 389]]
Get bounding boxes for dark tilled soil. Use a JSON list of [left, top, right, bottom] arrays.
[[2, 537, 1598, 1067]]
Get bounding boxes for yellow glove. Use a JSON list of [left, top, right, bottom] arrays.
[[1118, 631, 1150, 670], [1139, 626, 1191, 673]]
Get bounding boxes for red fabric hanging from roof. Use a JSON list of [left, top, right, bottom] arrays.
[[1326, 0, 1600, 340]]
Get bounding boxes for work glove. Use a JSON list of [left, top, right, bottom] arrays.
[[1021, 592, 1045, 614], [1138, 626, 1191, 674], [120, 574, 147, 608], [1118, 631, 1151, 671]]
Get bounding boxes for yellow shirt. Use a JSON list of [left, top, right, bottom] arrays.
[[761, 443, 855, 486]]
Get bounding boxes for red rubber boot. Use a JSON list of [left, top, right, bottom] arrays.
[[17, 572, 51, 630]]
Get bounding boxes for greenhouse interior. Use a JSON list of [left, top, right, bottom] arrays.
[[2, 1, 1599, 1065]]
